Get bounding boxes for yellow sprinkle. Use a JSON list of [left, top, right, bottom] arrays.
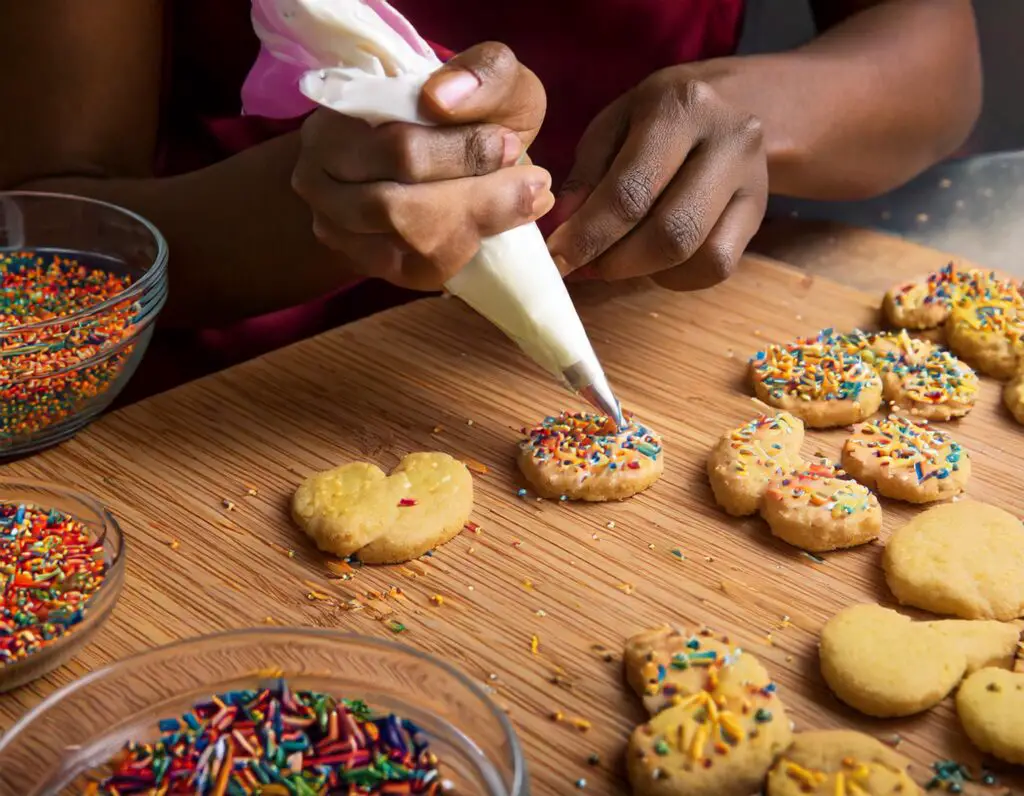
[[782, 762, 825, 787], [569, 717, 592, 732], [523, 579, 533, 590], [531, 635, 540, 655], [689, 723, 709, 761], [617, 582, 636, 595], [222, 499, 236, 511], [255, 666, 284, 678], [719, 713, 745, 744], [430, 594, 444, 606], [306, 591, 331, 601], [834, 772, 845, 796], [550, 710, 564, 721], [168, 539, 180, 551]]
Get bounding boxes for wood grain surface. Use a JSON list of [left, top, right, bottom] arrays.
[[1, 250, 1023, 794]]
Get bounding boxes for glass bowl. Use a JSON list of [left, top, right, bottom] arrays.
[[0, 628, 529, 795], [0, 478, 126, 692], [0, 191, 168, 456]]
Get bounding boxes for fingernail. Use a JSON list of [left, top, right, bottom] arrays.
[[432, 70, 480, 110], [501, 133, 522, 167], [552, 254, 571, 275], [530, 181, 552, 214]]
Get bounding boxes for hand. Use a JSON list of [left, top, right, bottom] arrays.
[[546, 67, 768, 291], [291, 42, 553, 291]]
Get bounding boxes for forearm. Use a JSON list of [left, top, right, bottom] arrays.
[[688, 0, 981, 200], [18, 133, 356, 326]]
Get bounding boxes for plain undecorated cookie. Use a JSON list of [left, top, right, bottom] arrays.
[[1005, 367, 1024, 425], [766, 730, 922, 796], [517, 411, 663, 501], [628, 671, 791, 796], [761, 463, 882, 552], [884, 500, 1024, 620], [841, 415, 969, 504], [957, 667, 1024, 764], [624, 626, 770, 715], [819, 603, 1019, 717], [292, 452, 473, 564], [946, 297, 1024, 380], [707, 413, 805, 517]]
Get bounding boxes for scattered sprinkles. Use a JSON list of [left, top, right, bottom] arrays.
[[925, 759, 1000, 792], [0, 252, 138, 442], [0, 502, 107, 665], [87, 681, 445, 794]]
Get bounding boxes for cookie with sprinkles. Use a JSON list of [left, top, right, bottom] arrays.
[[707, 413, 805, 517], [627, 671, 792, 796], [517, 411, 663, 501], [624, 625, 771, 715], [1004, 365, 1024, 425], [946, 296, 1024, 380], [841, 415, 969, 504], [749, 332, 883, 429], [883, 262, 1020, 335], [866, 332, 979, 421], [760, 462, 882, 552], [766, 730, 922, 796], [957, 667, 1024, 765], [819, 603, 1018, 718]]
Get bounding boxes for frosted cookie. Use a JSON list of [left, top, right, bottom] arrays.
[[627, 672, 791, 796], [761, 463, 882, 552], [957, 668, 1024, 765], [1004, 367, 1024, 425], [707, 413, 805, 517], [624, 626, 771, 716], [884, 500, 1024, 620], [766, 730, 921, 796], [841, 415, 969, 503], [946, 297, 1024, 380], [819, 603, 1018, 718], [292, 452, 473, 564], [866, 332, 979, 421], [883, 262, 1020, 334], [750, 332, 883, 429], [517, 411, 663, 501]]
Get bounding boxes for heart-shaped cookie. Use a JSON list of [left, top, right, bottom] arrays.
[[291, 452, 473, 564], [707, 413, 805, 517], [957, 667, 1024, 764], [820, 604, 1019, 717]]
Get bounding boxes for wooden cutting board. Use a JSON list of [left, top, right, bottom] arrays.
[[2, 254, 1022, 794]]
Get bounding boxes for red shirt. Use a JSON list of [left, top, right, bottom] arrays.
[[144, 0, 744, 393]]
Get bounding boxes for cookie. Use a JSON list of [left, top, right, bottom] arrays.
[[627, 671, 791, 796], [866, 332, 979, 421], [946, 297, 1024, 380], [819, 603, 1018, 717], [766, 730, 921, 796], [884, 500, 1024, 620], [750, 332, 883, 429], [761, 463, 882, 552], [707, 413, 805, 516], [883, 263, 1019, 333], [517, 411, 663, 501], [624, 626, 771, 715], [841, 415, 969, 504], [292, 452, 473, 564], [957, 668, 1024, 764], [1004, 366, 1024, 425]]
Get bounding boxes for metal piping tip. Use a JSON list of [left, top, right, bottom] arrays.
[[561, 359, 625, 429]]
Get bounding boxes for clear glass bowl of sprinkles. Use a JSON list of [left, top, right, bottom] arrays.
[[0, 191, 168, 456], [0, 628, 529, 796], [0, 478, 126, 692]]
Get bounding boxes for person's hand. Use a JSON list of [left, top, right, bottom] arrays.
[[291, 42, 553, 291], [546, 67, 768, 291]]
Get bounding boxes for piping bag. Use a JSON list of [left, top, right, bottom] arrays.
[[243, 0, 624, 426]]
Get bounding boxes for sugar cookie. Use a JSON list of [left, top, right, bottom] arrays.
[[766, 730, 921, 796], [1004, 367, 1024, 425], [707, 413, 805, 516], [866, 332, 979, 421], [517, 411, 663, 501], [883, 263, 1019, 334], [292, 452, 473, 564], [819, 603, 1018, 718], [761, 463, 882, 552], [884, 500, 1024, 620], [841, 415, 969, 503], [750, 333, 883, 429], [624, 626, 771, 716], [957, 668, 1024, 764], [627, 671, 791, 796], [946, 297, 1024, 380]]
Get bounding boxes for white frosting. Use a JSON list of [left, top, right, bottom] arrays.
[[255, 0, 601, 377]]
